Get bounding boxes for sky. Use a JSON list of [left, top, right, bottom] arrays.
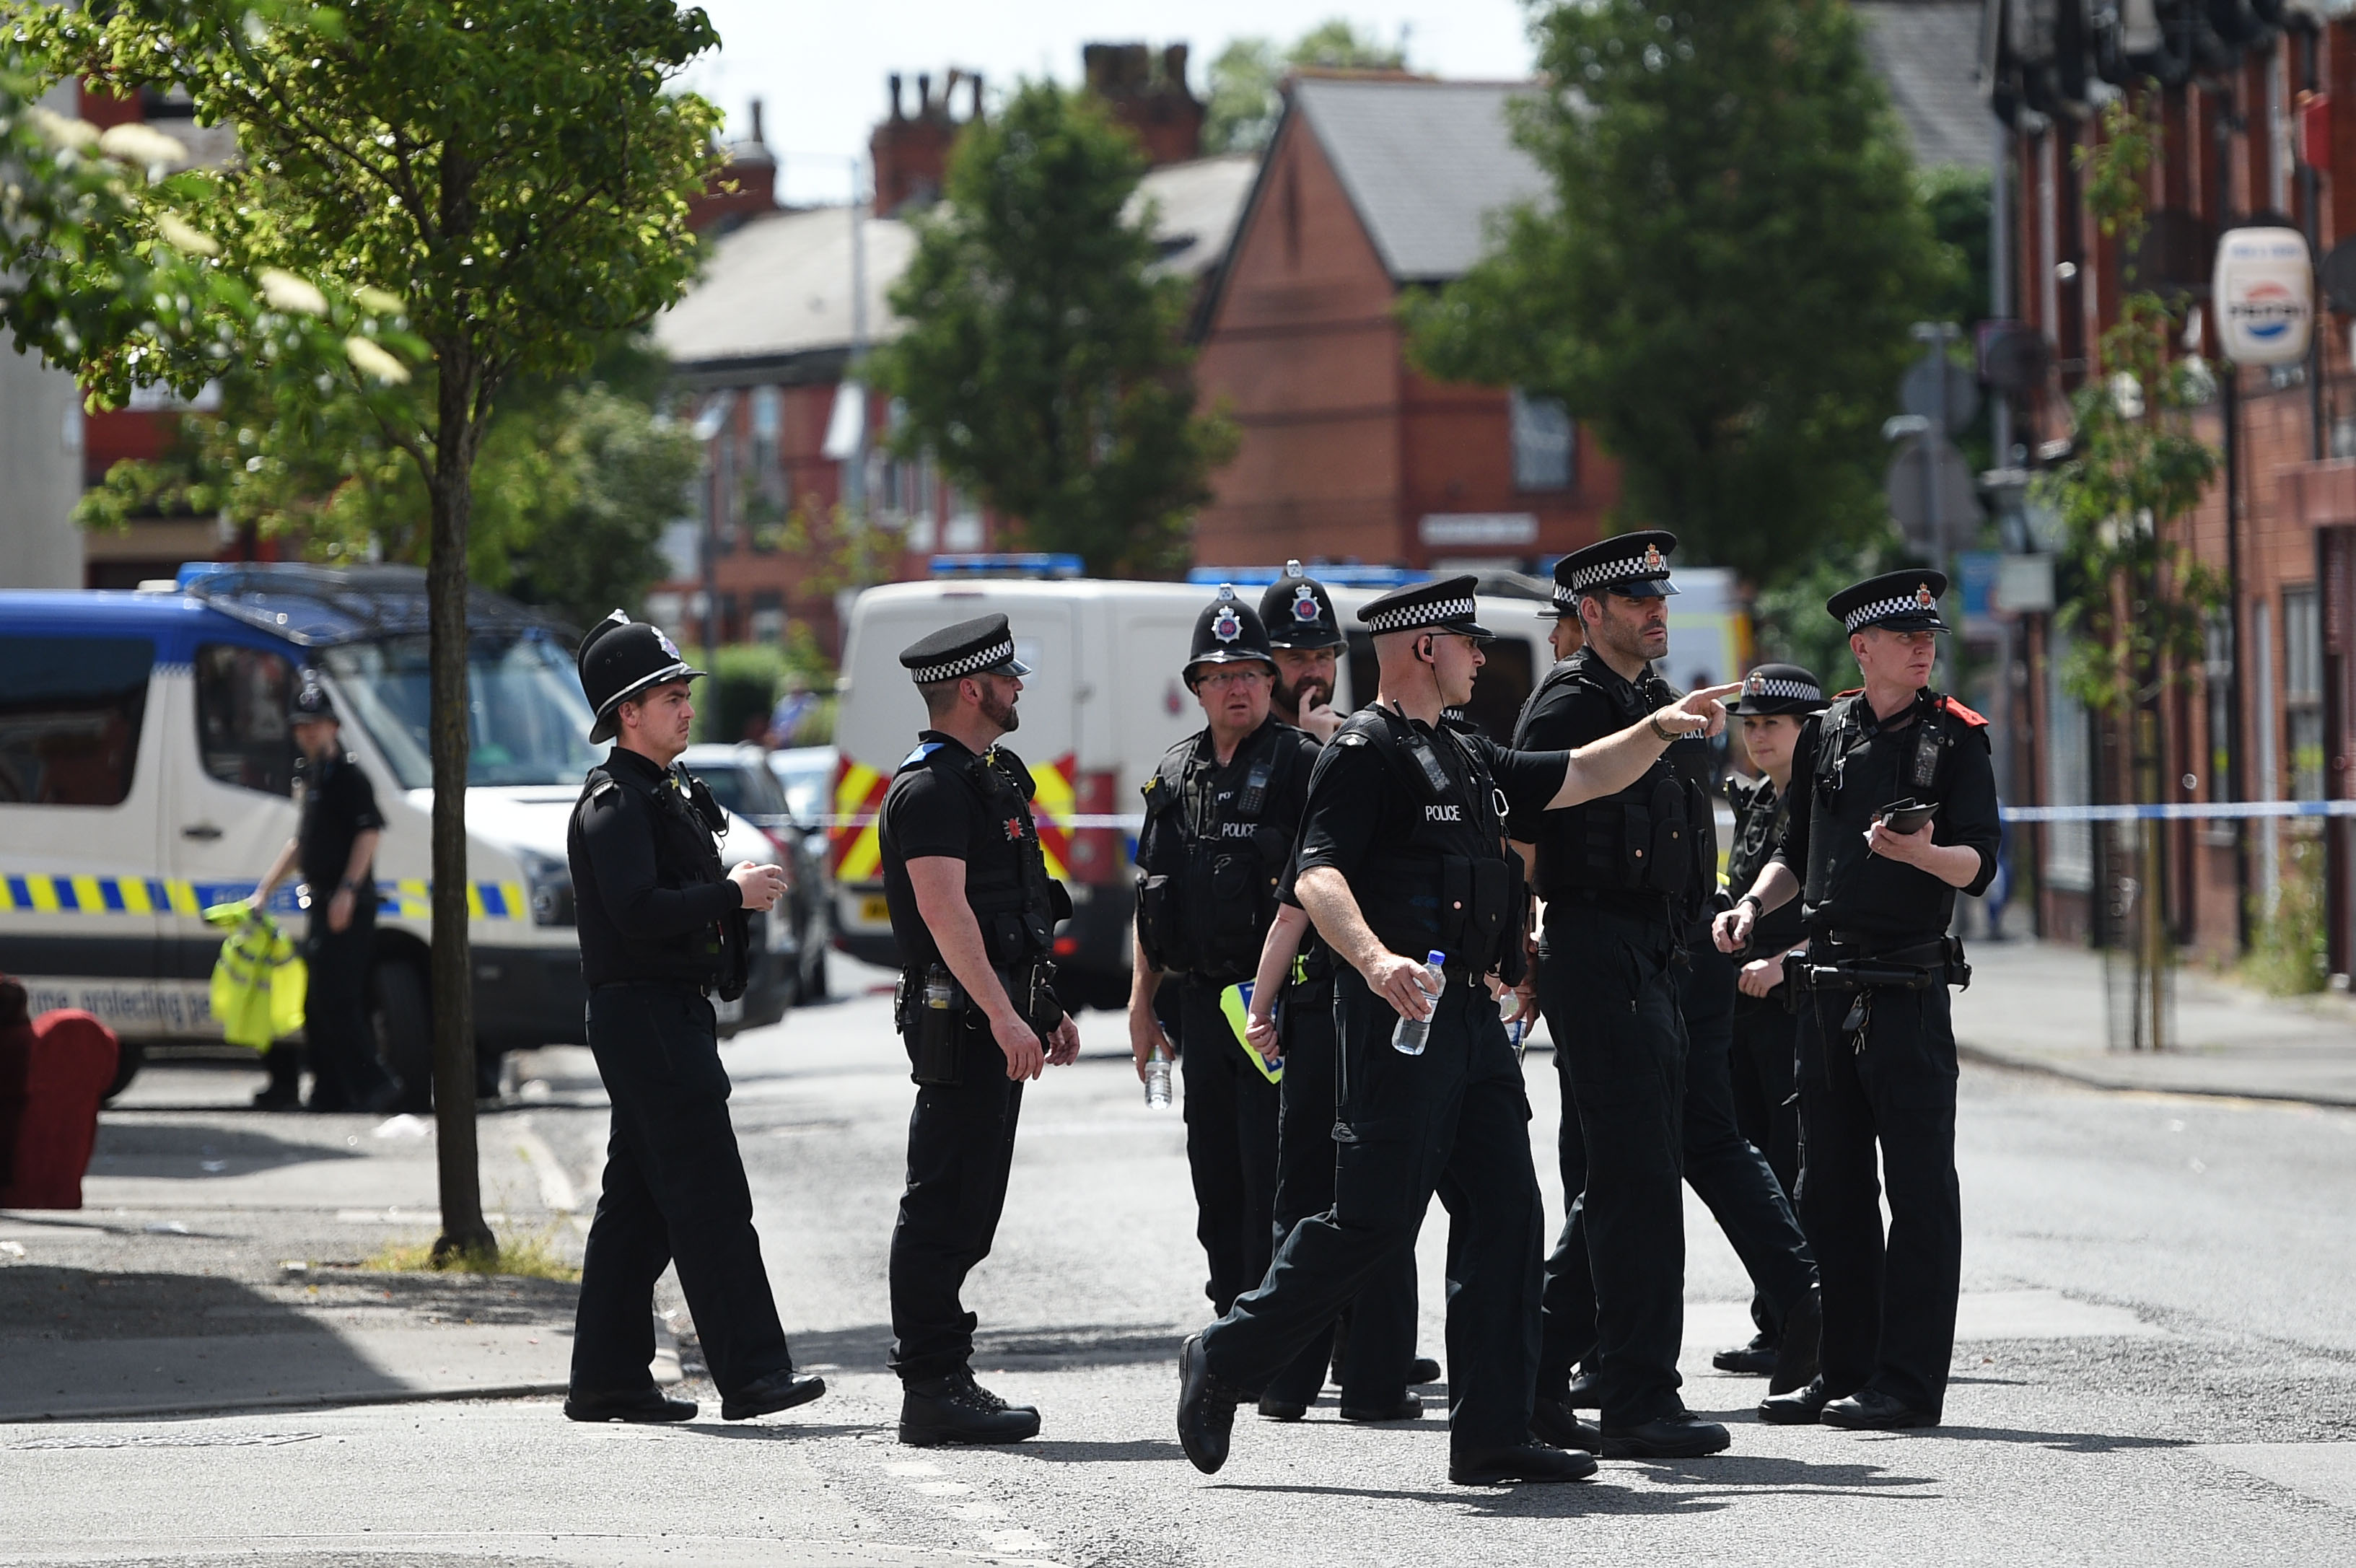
[[675, 1, 1540, 206]]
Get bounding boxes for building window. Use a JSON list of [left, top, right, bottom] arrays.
[[1510, 390, 1574, 492], [2044, 628, 2092, 891], [750, 590, 785, 646], [2285, 585, 2324, 801], [196, 644, 295, 797]]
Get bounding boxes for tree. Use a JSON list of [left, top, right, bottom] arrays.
[[875, 80, 1238, 577], [81, 346, 701, 631], [1203, 19, 1406, 154], [1405, 0, 1948, 586], [2035, 97, 2223, 1045], [6, 0, 719, 1261]]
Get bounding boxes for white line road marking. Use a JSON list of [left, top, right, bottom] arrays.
[[509, 1116, 579, 1213]]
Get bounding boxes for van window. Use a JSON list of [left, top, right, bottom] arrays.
[[196, 644, 296, 796], [1344, 630, 1533, 745], [0, 634, 152, 807], [323, 634, 600, 789]]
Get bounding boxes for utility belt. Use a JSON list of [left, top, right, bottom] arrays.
[[1782, 935, 1969, 1015], [893, 958, 1064, 1086]]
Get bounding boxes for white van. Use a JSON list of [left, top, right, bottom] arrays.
[[0, 564, 791, 1100], [826, 564, 1561, 1007]]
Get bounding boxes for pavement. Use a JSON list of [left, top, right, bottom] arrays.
[[5, 953, 2355, 1564], [1951, 937, 2356, 1106]]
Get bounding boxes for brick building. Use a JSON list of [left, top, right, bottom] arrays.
[[1188, 76, 1619, 573], [1987, 4, 2356, 975], [648, 45, 1249, 657]]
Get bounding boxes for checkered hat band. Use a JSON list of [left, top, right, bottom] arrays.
[[1551, 582, 1576, 608], [1843, 595, 1936, 632], [1746, 676, 1823, 703], [1569, 556, 1665, 592], [911, 636, 1016, 683], [1365, 595, 1476, 634]]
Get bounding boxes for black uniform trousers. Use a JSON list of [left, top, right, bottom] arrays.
[[1679, 939, 1816, 1332], [1262, 974, 1419, 1407], [299, 904, 393, 1111], [1730, 997, 1803, 1202], [1797, 978, 1963, 1420], [1536, 900, 1686, 1427], [573, 982, 794, 1398], [1175, 976, 1282, 1315], [889, 1011, 1025, 1383], [1199, 967, 1543, 1451]]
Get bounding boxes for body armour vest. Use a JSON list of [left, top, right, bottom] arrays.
[[575, 758, 749, 999], [1331, 707, 1524, 981], [1134, 718, 1307, 983], [893, 740, 1070, 968], [1516, 649, 1711, 917], [1803, 688, 1971, 919]]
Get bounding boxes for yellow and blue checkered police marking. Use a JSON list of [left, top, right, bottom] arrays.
[[0, 874, 528, 921]]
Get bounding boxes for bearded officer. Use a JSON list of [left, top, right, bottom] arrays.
[[1129, 587, 1320, 1327], [1259, 560, 1347, 742], [881, 613, 1082, 1445], [564, 612, 822, 1426], [1717, 571, 1998, 1431], [1175, 576, 1737, 1487], [1515, 533, 1815, 1458], [1715, 662, 1825, 1375]]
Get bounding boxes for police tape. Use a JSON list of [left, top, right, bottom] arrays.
[[2000, 800, 2356, 823]]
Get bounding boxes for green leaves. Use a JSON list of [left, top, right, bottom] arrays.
[[1405, 0, 1944, 585], [875, 79, 1238, 577]]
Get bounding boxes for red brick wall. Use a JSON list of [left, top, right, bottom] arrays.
[[1194, 102, 1619, 569]]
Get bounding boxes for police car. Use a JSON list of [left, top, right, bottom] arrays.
[[0, 564, 792, 1100]]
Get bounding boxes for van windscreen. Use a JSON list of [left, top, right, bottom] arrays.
[[0, 635, 152, 807], [323, 635, 600, 789]]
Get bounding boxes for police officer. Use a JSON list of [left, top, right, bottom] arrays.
[[1175, 576, 1736, 1487], [1716, 662, 1826, 1373], [880, 613, 1082, 1445], [1260, 560, 1346, 742], [1518, 534, 1812, 1458], [1717, 571, 1999, 1431], [250, 678, 399, 1114], [1129, 588, 1319, 1325], [564, 611, 823, 1427], [1245, 566, 1435, 1422]]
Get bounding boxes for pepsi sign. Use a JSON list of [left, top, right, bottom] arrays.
[[2213, 227, 2314, 367]]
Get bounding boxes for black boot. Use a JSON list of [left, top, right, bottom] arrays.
[[898, 1371, 1041, 1446], [252, 1046, 303, 1110], [1177, 1333, 1251, 1474]]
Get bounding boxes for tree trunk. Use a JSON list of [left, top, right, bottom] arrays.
[[426, 368, 493, 1263]]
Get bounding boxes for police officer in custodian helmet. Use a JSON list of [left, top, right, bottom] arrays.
[[1128, 587, 1321, 1324], [564, 612, 824, 1426], [1175, 576, 1738, 1488], [879, 613, 1082, 1445], [1717, 571, 2000, 1431]]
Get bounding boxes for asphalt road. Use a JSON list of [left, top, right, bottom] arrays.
[[9, 958, 2356, 1566]]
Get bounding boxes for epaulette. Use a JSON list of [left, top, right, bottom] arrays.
[[1941, 695, 1989, 727], [1334, 732, 1371, 748], [898, 740, 945, 771], [1832, 688, 1864, 701]]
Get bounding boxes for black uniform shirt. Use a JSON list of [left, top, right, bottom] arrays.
[[569, 745, 740, 988], [1297, 710, 1565, 896], [295, 751, 384, 899], [1725, 773, 1805, 954], [1511, 649, 1716, 918], [1771, 689, 2000, 944], [877, 732, 1036, 973]]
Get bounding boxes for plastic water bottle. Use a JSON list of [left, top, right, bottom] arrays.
[[1391, 951, 1446, 1056], [1144, 1043, 1174, 1108]]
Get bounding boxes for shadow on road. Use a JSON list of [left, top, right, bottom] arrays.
[[1917, 1424, 2191, 1453], [86, 1119, 362, 1178], [1016, 1437, 1189, 1463]]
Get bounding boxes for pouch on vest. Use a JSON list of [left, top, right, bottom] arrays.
[[1136, 874, 1181, 972]]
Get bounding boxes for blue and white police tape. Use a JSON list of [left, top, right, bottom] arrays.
[[815, 813, 1147, 830], [2000, 800, 2356, 823]]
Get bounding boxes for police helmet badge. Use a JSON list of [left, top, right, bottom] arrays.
[[1745, 669, 1766, 696], [655, 628, 682, 661], [1212, 584, 1243, 644], [1914, 583, 1936, 610], [1642, 543, 1665, 573]]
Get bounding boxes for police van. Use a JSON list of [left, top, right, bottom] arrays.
[[0, 564, 792, 1099], [825, 559, 1565, 1009]]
